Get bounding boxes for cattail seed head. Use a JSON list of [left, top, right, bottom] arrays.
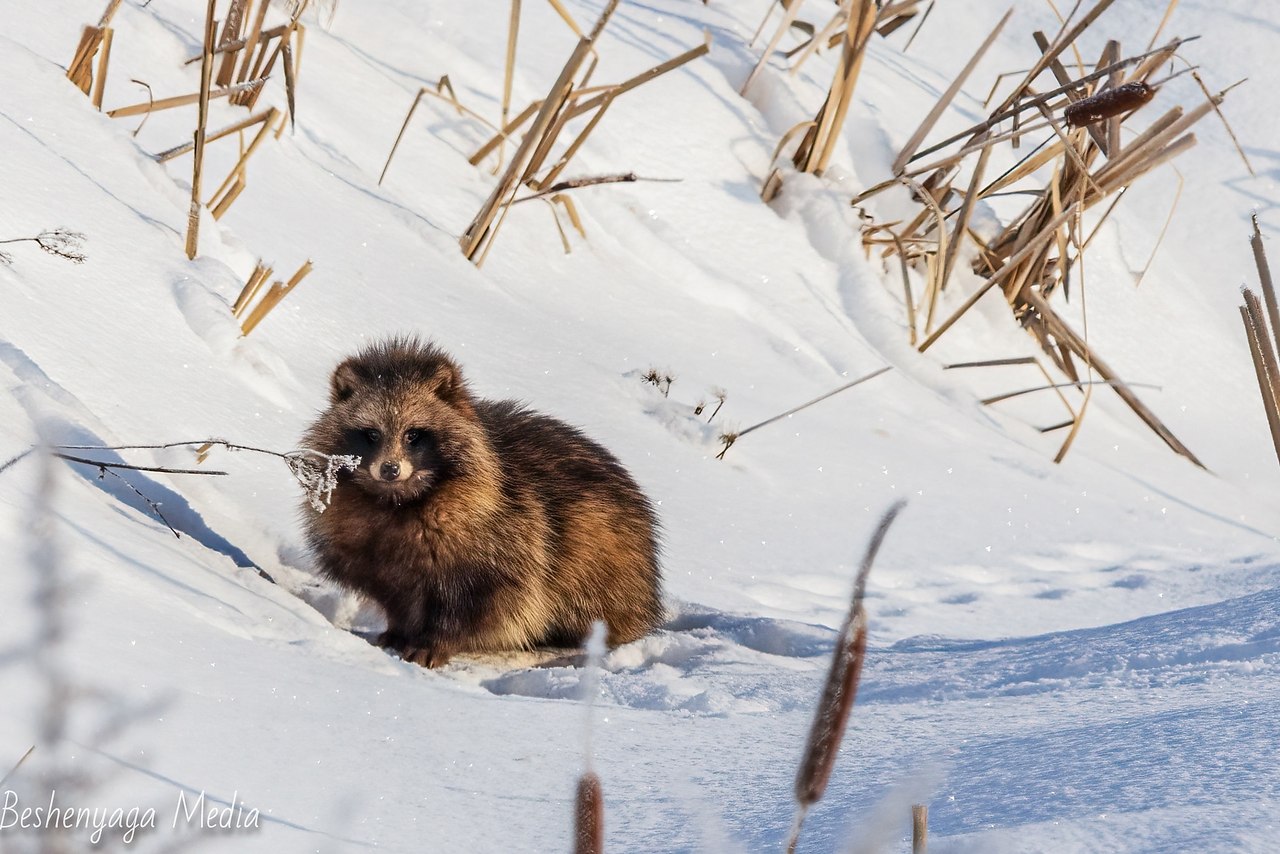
[[1064, 81, 1154, 128], [574, 772, 604, 854]]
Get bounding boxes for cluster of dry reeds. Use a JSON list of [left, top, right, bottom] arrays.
[[750, 0, 936, 201], [377, 0, 707, 265], [1239, 216, 1280, 466], [457, 1, 707, 265], [852, 0, 1246, 465], [66, 0, 314, 330]]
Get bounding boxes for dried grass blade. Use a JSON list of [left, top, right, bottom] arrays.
[[892, 7, 1012, 174]]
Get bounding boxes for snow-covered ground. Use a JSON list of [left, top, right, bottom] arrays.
[[1, 0, 1277, 850]]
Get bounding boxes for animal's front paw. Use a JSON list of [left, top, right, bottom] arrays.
[[375, 630, 404, 650], [399, 643, 454, 669]]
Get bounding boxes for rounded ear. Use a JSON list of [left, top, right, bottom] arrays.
[[434, 363, 463, 401], [330, 360, 361, 403]]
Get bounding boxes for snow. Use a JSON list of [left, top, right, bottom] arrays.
[[1, 0, 1278, 850]]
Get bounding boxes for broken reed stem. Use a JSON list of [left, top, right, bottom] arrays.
[[786, 500, 907, 854], [573, 771, 604, 854], [91, 27, 114, 110], [185, 0, 217, 261], [912, 804, 928, 854], [232, 260, 272, 317], [240, 259, 314, 335]]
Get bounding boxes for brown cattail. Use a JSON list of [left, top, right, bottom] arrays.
[[574, 772, 604, 854], [785, 500, 906, 854], [1064, 81, 1154, 128], [912, 803, 929, 853], [795, 606, 869, 807]]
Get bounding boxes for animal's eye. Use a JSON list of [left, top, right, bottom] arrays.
[[405, 429, 421, 445], [364, 429, 382, 444]]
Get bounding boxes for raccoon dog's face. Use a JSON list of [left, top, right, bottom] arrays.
[[310, 340, 480, 506]]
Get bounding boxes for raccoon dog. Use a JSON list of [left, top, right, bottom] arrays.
[[300, 338, 664, 667]]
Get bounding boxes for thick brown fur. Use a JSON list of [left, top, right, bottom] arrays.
[[300, 337, 664, 667]]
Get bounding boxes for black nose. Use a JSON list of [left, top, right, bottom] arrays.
[[379, 461, 400, 481]]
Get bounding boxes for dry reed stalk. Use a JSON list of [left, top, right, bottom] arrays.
[[906, 37, 1190, 167], [382, 83, 503, 185], [235, 0, 271, 89], [106, 78, 266, 118], [216, 0, 250, 86], [461, 0, 704, 263], [460, 33, 598, 263], [1240, 214, 1280, 463], [206, 107, 281, 218], [573, 772, 604, 854], [240, 259, 314, 335], [892, 8, 1013, 174], [1251, 214, 1280, 347], [239, 2, 308, 109], [795, 0, 878, 175], [232, 261, 273, 317], [788, 8, 848, 77], [281, 38, 297, 130], [498, 0, 522, 173], [210, 175, 247, 220], [912, 804, 928, 854], [68, 27, 105, 94], [935, 141, 992, 309], [67, 0, 123, 94], [784, 500, 906, 854], [916, 201, 1080, 352], [91, 27, 114, 110], [741, 0, 806, 96], [469, 99, 543, 167], [154, 108, 275, 162], [185, 0, 217, 261], [1241, 302, 1280, 466]]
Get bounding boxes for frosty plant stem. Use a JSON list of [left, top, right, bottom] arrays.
[[784, 499, 906, 854], [717, 366, 891, 458], [0, 440, 359, 546]]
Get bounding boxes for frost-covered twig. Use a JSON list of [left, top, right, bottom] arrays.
[[50, 439, 360, 513], [0, 228, 87, 264], [284, 448, 361, 513]]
